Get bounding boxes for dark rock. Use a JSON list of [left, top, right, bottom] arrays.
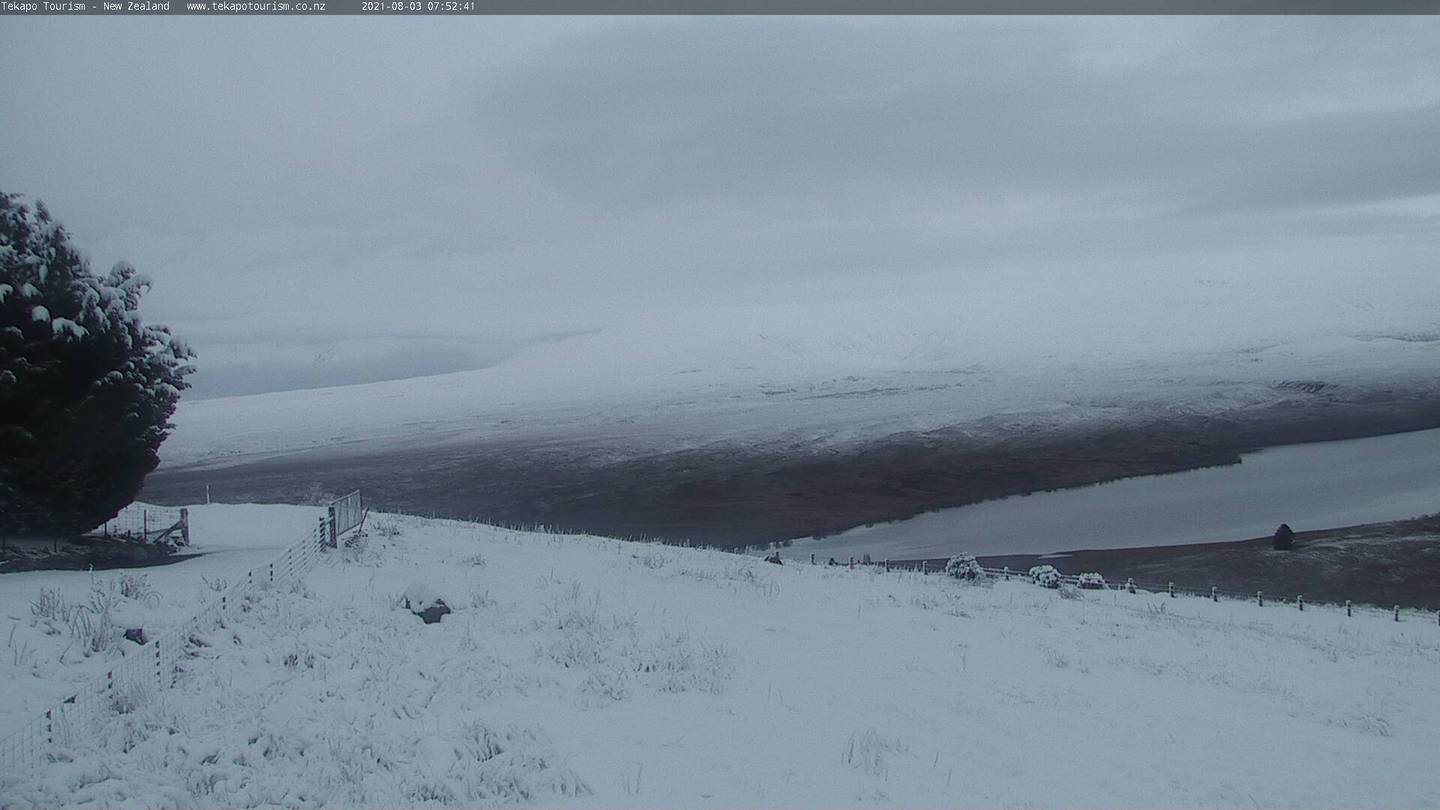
[[764, 552, 782, 565], [1273, 523, 1296, 550], [403, 582, 451, 624], [124, 628, 146, 645], [416, 601, 451, 624]]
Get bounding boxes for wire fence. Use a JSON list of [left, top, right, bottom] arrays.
[[0, 495, 362, 775], [4, 498, 1433, 776], [808, 554, 1440, 625], [94, 503, 189, 546]]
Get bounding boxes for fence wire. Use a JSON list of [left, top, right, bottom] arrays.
[[809, 557, 1438, 623], [95, 504, 186, 545], [0, 514, 340, 774]]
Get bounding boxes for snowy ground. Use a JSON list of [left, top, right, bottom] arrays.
[[3, 506, 1439, 808], [0, 504, 324, 740]]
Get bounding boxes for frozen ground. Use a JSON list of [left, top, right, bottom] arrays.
[[3, 505, 1440, 808], [0, 504, 324, 740]]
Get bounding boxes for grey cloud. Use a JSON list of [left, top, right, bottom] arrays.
[[3, 17, 1439, 394], [471, 18, 1440, 218]]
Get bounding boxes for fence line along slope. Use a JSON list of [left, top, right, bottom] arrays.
[[4, 506, 1439, 808]]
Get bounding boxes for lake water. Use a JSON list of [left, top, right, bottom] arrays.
[[800, 426, 1440, 559]]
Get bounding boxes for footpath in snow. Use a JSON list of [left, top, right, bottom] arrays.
[[2, 506, 1439, 808]]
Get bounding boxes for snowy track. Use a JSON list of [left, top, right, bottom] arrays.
[[3, 509, 1440, 808]]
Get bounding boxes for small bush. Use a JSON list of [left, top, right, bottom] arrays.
[[1076, 572, 1106, 590], [69, 606, 116, 656], [1029, 565, 1061, 589], [119, 573, 160, 607], [945, 555, 983, 581], [30, 588, 66, 621]]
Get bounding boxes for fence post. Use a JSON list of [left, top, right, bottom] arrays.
[[884, 559, 890, 573], [154, 639, 162, 688], [1003, 566, 1010, 580], [920, 561, 927, 575], [269, 563, 274, 584], [1211, 586, 1218, 603], [1394, 605, 1400, 622], [326, 509, 337, 548], [849, 557, 854, 570], [1126, 578, 1135, 594], [810, 553, 815, 565], [179, 508, 190, 547], [45, 709, 52, 746], [1168, 582, 1175, 598], [1297, 594, 1304, 611], [1257, 590, 1264, 607], [1346, 600, 1352, 617], [143, 510, 148, 541]]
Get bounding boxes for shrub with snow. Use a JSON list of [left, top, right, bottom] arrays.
[[1076, 572, 1106, 590], [1029, 565, 1061, 589], [944, 554, 983, 581], [0, 191, 194, 537]]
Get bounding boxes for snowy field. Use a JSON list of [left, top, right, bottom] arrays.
[[3, 506, 1440, 808]]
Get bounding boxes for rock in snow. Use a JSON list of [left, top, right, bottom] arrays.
[[403, 581, 451, 624]]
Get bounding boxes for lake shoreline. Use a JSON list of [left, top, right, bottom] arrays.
[[144, 382, 1440, 548], [960, 513, 1440, 611]]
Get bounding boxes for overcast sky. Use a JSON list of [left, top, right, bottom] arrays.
[[3, 17, 1439, 396]]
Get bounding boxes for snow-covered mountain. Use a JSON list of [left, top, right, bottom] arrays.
[[3, 506, 1438, 807], [160, 269, 1440, 471]]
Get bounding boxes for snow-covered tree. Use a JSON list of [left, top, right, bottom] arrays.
[[0, 192, 194, 537]]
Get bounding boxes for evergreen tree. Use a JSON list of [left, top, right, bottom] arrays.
[[0, 192, 194, 537]]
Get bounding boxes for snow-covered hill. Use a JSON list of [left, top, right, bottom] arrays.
[[3, 506, 1439, 807], [160, 265, 1440, 470]]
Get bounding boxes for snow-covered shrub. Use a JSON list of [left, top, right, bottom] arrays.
[[945, 555, 983, 581], [542, 609, 610, 669], [341, 530, 382, 566], [30, 587, 67, 622], [372, 519, 403, 539], [1029, 565, 1061, 589], [69, 605, 116, 656], [626, 631, 734, 696], [0, 192, 194, 537], [1076, 572, 1106, 590], [119, 572, 160, 607], [453, 721, 591, 803]]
